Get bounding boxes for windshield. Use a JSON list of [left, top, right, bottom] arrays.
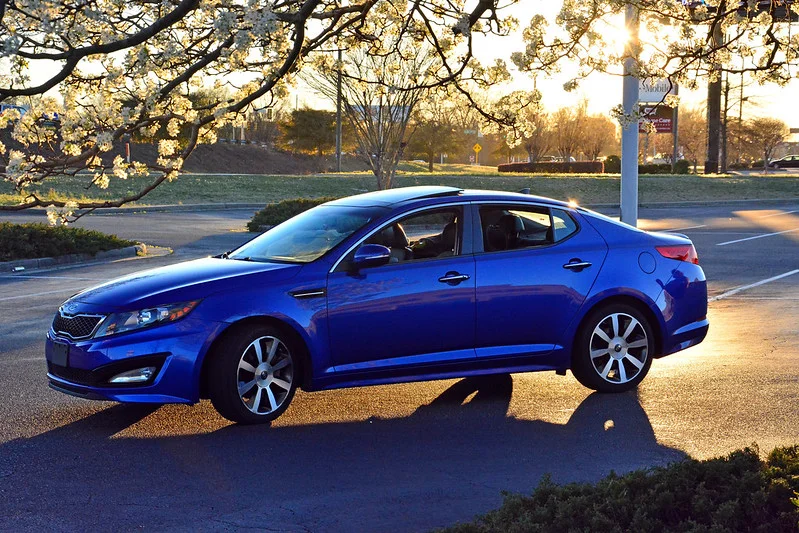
[[229, 204, 387, 263]]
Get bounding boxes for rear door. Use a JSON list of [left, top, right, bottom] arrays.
[[473, 204, 607, 358]]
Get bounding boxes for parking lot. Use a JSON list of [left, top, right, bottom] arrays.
[[1, 200, 798, 532]]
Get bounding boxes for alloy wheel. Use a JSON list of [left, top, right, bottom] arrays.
[[236, 336, 294, 415], [588, 312, 649, 384]]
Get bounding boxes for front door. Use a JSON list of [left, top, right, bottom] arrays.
[[326, 206, 476, 373]]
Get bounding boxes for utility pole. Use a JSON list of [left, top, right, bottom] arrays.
[[620, 3, 640, 226], [335, 48, 342, 173], [705, 20, 723, 174], [671, 85, 680, 173]]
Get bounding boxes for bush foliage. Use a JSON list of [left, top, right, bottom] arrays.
[[247, 196, 337, 232], [442, 446, 799, 533], [0, 222, 135, 262], [498, 161, 605, 174], [593, 156, 690, 175]]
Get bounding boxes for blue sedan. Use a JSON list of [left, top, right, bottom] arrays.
[[46, 187, 708, 424]]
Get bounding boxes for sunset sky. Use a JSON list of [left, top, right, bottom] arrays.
[[294, 3, 799, 141]]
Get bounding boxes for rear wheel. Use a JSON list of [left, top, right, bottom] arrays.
[[571, 304, 654, 393], [207, 324, 299, 424]]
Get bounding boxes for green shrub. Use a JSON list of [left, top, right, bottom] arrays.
[[674, 159, 690, 174], [0, 222, 135, 262], [639, 163, 674, 174], [605, 155, 621, 173], [442, 446, 799, 533], [247, 196, 337, 232]]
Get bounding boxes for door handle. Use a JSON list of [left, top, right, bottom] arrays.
[[563, 260, 592, 271], [438, 272, 470, 285]]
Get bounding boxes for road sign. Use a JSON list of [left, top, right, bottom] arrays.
[[473, 143, 482, 153], [639, 105, 674, 134]]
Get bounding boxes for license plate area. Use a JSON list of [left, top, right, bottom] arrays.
[[52, 341, 70, 367]]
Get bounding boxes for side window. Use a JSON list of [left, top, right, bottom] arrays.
[[480, 205, 552, 252], [551, 209, 579, 242], [341, 207, 462, 269]]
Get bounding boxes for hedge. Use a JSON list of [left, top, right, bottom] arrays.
[[247, 196, 337, 232], [498, 161, 605, 174], [501, 157, 691, 175], [442, 445, 799, 533], [0, 222, 135, 262], [639, 161, 690, 174]]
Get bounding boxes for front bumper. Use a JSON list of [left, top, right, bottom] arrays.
[[45, 316, 226, 404]]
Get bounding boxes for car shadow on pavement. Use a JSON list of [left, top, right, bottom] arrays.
[[0, 376, 686, 532]]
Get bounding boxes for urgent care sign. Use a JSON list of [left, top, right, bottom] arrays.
[[639, 105, 674, 134]]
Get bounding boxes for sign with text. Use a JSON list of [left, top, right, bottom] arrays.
[[639, 105, 674, 134], [638, 78, 676, 103]]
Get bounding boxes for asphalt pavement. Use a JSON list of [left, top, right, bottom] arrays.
[[1, 200, 798, 532]]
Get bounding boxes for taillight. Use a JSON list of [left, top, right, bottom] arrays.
[[656, 244, 699, 264]]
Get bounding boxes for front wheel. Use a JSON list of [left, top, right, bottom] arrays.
[[207, 324, 299, 424], [571, 304, 654, 393]]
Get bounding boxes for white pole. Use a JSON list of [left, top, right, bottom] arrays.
[[621, 3, 640, 226]]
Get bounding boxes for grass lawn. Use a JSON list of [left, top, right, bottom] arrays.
[[1, 164, 798, 208]]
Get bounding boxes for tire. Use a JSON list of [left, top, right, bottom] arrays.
[[207, 324, 299, 424], [570, 303, 654, 393]]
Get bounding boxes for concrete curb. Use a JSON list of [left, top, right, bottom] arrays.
[[0, 203, 267, 217], [2, 244, 149, 273], [2, 197, 798, 217]]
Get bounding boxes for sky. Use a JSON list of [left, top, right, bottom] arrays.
[[292, 3, 799, 141]]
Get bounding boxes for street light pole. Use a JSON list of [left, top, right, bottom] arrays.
[[620, 3, 640, 226]]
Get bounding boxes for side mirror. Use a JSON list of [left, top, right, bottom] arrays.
[[352, 244, 391, 270]]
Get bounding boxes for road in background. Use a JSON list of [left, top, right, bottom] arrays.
[[0, 201, 797, 532]]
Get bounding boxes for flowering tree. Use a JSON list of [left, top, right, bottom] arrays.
[[0, 0, 516, 220], [2, 0, 797, 220]]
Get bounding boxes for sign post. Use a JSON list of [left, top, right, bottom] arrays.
[[473, 143, 482, 166]]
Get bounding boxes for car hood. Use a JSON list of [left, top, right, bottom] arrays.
[[71, 257, 301, 310]]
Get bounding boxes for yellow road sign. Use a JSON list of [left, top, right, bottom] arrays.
[[473, 143, 482, 153]]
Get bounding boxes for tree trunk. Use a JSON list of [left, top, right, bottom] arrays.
[[428, 152, 434, 172]]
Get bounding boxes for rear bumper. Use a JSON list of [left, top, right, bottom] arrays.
[[658, 317, 709, 358]]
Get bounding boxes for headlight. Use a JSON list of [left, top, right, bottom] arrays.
[[94, 300, 200, 338]]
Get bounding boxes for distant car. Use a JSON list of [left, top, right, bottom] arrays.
[[46, 187, 709, 424], [767, 155, 799, 169]]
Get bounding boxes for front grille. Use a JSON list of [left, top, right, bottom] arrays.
[[52, 312, 104, 339]]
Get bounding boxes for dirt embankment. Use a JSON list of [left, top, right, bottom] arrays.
[[0, 129, 369, 174]]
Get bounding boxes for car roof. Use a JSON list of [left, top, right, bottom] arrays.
[[325, 186, 570, 208]]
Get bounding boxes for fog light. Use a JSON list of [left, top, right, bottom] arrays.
[[108, 366, 157, 384]]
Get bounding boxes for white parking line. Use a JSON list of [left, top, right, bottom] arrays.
[[716, 228, 799, 246], [0, 288, 77, 302], [759, 209, 799, 218], [666, 224, 707, 232], [0, 275, 103, 281], [708, 269, 799, 302]]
